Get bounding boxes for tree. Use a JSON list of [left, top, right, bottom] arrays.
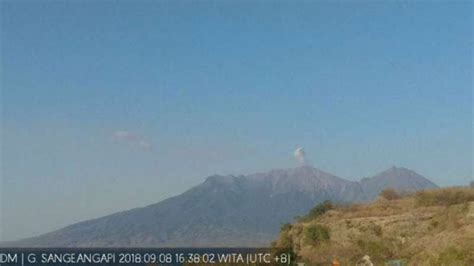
[[306, 200, 333, 219], [380, 188, 401, 200]]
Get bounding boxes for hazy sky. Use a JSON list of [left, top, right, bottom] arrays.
[[1, 1, 472, 241]]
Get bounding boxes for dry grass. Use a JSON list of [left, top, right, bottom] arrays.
[[415, 186, 474, 206], [274, 186, 474, 265]]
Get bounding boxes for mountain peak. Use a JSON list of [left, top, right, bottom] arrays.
[[376, 166, 431, 180], [359, 166, 438, 199], [387, 165, 411, 172], [9, 166, 438, 247]]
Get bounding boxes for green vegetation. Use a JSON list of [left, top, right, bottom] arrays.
[[271, 223, 296, 263], [280, 223, 292, 232], [431, 246, 471, 265], [304, 224, 330, 245], [301, 200, 333, 221]]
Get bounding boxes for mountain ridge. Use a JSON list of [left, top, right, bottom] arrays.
[[4, 166, 438, 247]]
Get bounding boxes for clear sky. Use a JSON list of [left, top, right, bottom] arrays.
[[1, 1, 472, 241]]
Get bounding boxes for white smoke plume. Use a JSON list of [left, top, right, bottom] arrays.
[[294, 147, 306, 166]]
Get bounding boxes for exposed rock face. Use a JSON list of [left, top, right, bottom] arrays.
[[6, 166, 437, 247]]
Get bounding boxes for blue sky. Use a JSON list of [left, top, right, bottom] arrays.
[[1, 1, 472, 241]]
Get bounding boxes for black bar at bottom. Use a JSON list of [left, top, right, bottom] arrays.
[[0, 248, 293, 266]]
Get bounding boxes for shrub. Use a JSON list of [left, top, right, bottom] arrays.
[[415, 187, 474, 206], [430, 220, 439, 229], [304, 224, 330, 246], [272, 224, 296, 263], [280, 223, 292, 232], [277, 232, 293, 251], [305, 200, 334, 220], [380, 188, 401, 200], [345, 220, 353, 228], [370, 224, 383, 237]]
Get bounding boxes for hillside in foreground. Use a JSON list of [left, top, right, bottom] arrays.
[[273, 186, 474, 265]]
